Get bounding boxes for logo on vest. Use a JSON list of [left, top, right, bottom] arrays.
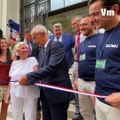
[[106, 44, 119, 48], [88, 45, 96, 48]]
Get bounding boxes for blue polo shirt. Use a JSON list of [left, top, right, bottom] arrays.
[[95, 23, 120, 104], [78, 33, 103, 81]]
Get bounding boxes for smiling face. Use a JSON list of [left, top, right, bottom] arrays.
[[0, 38, 8, 51], [89, 1, 104, 29], [80, 16, 95, 37], [53, 26, 62, 39], [17, 44, 29, 59], [89, 0, 119, 30]]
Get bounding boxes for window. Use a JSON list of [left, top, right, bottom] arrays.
[[65, 0, 83, 6], [50, 0, 64, 11], [50, 0, 87, 11], [20, 0, 48, 37]]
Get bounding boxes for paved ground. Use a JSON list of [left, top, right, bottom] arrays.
[[7, 105, 13, 120], [6, 102, 75, 120]]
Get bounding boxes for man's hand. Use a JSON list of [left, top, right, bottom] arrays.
[[19, 75, 28, 86], [105, 93, 120, 109]]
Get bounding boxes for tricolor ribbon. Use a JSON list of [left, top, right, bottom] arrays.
[[1, 80, 105, 98], [35, 82, 105, 98]]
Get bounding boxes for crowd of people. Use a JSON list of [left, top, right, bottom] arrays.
[[0, 0, 120, 120]]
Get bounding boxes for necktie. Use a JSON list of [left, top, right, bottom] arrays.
[[75, 32, 80, 61], [27, 42, 32, 55], [40, 47, 46, 67]]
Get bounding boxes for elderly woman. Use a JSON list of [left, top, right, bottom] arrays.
[[0, 38, 15, 120], [9, 42, 40, 120]]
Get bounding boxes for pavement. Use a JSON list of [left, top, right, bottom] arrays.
[[6, 102, 75, 120], [7, 105, 13, 120]]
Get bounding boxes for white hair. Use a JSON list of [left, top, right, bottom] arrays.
[[31, 24, 48, 35], [14, 42, 27, 56], [71, 16, 82, 22], [53, 23, 62, 29]]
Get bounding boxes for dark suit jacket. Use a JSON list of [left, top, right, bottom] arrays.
[[49, 34, 75, 68], [27, 40, 74, 104]]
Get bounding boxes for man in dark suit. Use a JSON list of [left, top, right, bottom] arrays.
[[19, 24, 74, 120], [24, 29, 40, 59], [49, 23, 75, 69]]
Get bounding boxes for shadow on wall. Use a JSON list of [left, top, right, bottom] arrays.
[[0, 29, 3, 38]]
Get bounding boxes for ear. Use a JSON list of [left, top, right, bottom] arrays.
[[111, 4, 119, 14]]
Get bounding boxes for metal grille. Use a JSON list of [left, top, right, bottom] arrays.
[[20, 0, 48, 38]]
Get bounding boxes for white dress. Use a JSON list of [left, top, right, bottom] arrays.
[[9, 57, 40, 120]]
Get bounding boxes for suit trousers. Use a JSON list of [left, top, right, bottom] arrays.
[[41, 90, 69, 120], [96, 98, 120, 120], [78, 78, 95, 120], [11, 94, 37, 120]]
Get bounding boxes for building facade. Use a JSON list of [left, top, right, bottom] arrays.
[[1, 0, 120, 38], [0, 0, 20, 38], [20, 0, 88, 35]]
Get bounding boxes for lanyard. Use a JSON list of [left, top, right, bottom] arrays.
[[100, 23, 120, 57]]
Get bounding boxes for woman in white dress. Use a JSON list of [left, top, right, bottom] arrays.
[[9, 42, 40, 120]]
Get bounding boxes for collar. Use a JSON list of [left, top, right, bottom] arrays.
[[44, 39, 50, 48], [54, 35, 62, 42]]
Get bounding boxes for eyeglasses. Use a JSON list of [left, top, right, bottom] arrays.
[[89, 11, 101, 18]]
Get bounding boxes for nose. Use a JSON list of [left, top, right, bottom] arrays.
[[25, 47, 29, 52]]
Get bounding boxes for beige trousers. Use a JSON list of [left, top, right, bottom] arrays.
[[96, 98, 120, 120], [78, 78, 95, 120]]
